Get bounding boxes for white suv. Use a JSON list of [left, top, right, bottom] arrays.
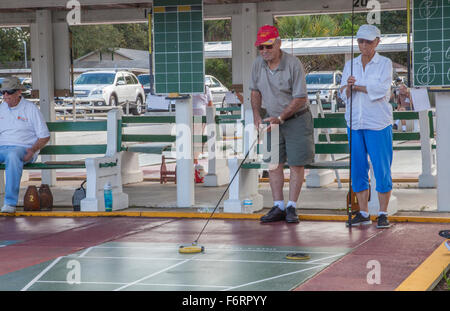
[[306, 71, 343, 111], [205, 75, 228, 106], [73, 70, 146, 115]]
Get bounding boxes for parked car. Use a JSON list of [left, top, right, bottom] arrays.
[[146, 74, 228, 112], [73, 70, 146, 115], [306, 71, 343, 111], [205, 75, 229, 106], [19, 78, 32, 98], [137, 74, 151, 98]]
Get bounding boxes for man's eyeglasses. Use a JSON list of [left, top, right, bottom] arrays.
[[357, 38, 375, 45], [258, 45, 274, 51], [1, 89, 17, 95]]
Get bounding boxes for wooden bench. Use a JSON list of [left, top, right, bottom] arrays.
[[119, 114, 209, 184], [224, 109, 436, 214], [119, 104, 244, 185], [0, 109, 128, 211]]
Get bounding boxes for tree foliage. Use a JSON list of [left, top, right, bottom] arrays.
[[70, 25, 125, 59], [205, 58, 232, 88], [204, 19, 231, 41], [0, 28, 29, 65]]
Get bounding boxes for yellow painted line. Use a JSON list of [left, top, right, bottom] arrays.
[[140, 211, 261, 220], [389, 216, 450, 224], [337, 178, 419, 183], [395, 241, 450, 291], [2, 212, 450, 224], [12, 211, 142, 217]]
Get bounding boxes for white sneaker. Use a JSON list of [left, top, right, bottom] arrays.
[[1, 205, 16, 213]]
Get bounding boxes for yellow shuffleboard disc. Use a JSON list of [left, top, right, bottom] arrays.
[[179, 244, 204, 254], [285, 253, 310, 260]]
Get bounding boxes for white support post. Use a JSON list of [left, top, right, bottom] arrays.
[[204, 106, 229, 186], [231, 14, 243, 89], [176, 96, 194, 207], [223, 158, 263, 213], [53, 22, 71, 93], [435, 92, 450, 212], [418, 110, 436, 188], [241, 3, 258, 158], [224, 5, 266, 213], [33, 10, 56, 186]]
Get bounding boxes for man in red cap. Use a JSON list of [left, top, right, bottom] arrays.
[[250, 25, 314, 224]]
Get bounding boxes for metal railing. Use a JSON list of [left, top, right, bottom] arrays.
[[28, 98, 138, 121]]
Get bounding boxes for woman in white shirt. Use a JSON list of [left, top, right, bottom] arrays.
[[340, 25, 393, 229]]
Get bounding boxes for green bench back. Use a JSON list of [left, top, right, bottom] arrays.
[[120, 115, 208, 149], [315, 111, 435, 152], [40, 120, 108, 155], [255, 111, 434, 155]]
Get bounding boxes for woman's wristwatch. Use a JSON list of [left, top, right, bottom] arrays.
[[277, 116, 284, 124]]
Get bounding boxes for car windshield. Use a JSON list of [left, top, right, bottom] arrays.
[[75, 73, 115, 85], [306, 74, 333, 85], [138, 75, 150, 87]]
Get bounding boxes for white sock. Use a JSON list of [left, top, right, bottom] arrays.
[[359, 211, 369, 218], [286, 201, 296, 208], [402, 125, 406, 132], [378, 211, 388, 216], [395, 120, 400, 126], [274, 200, 285, 210]]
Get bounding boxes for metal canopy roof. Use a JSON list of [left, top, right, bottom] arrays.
[[0, 0, 406, 25], [205, 33, 409, 58]]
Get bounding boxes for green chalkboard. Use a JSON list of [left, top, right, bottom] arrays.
[[412, 0, 450, 87], [152, 0, 204, 95]]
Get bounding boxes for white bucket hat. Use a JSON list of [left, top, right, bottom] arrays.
[[0, 76, 26, 91], [356, 24, 381, 41]]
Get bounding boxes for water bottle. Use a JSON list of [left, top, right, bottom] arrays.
[[243, 199, 253, 211], [104, 182, 113, 212]]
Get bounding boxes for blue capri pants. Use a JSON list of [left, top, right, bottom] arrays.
[[347, 125, 393, 193]]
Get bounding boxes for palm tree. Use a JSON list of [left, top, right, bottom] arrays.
[[204, 19, 231, 41], [275, 15, 343, 72], [275, 15, 340, 39]]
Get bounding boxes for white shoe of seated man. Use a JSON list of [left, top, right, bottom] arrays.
[[1, 205, 16, 213]]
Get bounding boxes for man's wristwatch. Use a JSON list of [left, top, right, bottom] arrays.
[[277, 116, 284, 124]]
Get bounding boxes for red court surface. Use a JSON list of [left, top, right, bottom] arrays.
[[0, 216, 448, 291]]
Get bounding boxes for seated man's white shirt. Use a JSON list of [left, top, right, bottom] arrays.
[[0, 97, 50, 149], [340, 53, 393, 130]]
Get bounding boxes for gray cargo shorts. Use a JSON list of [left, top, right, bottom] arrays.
[[263, 109, 315, 167]]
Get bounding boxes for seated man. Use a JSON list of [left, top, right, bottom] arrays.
[[0, 76, 50, 213], [393, 82, 413, 132]]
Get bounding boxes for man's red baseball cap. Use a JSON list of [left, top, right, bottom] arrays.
[[254, 25, 279, 46]]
